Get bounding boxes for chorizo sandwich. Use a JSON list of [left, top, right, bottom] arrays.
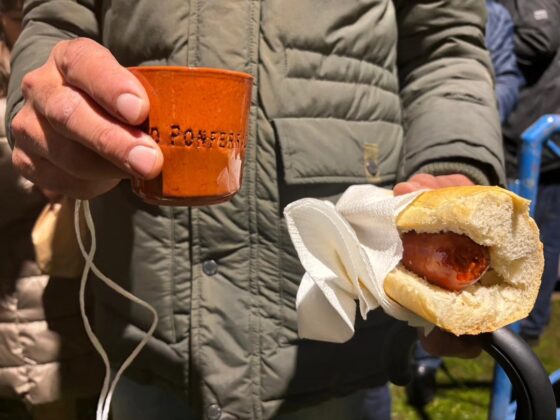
[[384, 186, 544, 336]]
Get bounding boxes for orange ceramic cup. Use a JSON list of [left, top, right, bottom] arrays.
[[128, 66, 253, 206]]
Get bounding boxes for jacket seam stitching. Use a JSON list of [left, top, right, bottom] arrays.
[[191, 209, 203, 409], [284, 46, 393, 76], [196, 0, 202, 65], [286, 173, 397, 184], [284, 75, 398, 95], [247, 1, 261, 417], [273, 116, 401, 125], [170, 209, 177, 343]]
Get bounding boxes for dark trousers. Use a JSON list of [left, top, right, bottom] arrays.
[[112, 375, 367, 420], [361, 384, 391, 420], [521, 183, 560, 338]]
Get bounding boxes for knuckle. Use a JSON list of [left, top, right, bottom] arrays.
[[58, 38, 109, 81], [11, 109, 33, 144], [11, 111, 26, 138], [21, 71, 39, 99], [11, 147, 34, 178], [56, 39, 85, 77], [44, 88, 83, 128], [93, 125, 120, 157], [13, 147, 76, 196]]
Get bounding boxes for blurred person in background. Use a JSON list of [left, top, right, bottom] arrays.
[[0, 0, 101, 419], [400, 0, 525, 411], [486, 0, 525, 124], [498, 0, 560, 346]]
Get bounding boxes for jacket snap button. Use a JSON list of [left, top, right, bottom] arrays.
[[203, 260, 218, 276], [367, 160, 378, 176], [207, 404, 222, 420]]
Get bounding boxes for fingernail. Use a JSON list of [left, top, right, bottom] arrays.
[[127, 145, 157, 178], [116, 93, 144, 123]]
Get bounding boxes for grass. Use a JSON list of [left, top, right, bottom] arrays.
[[391, 297, 560, 419]]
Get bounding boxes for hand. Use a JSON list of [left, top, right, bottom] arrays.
[[395, 172, 481, 358], [393, 173, 474, 196], [419, 328, 481, 359], [11, 38, 163, 199]]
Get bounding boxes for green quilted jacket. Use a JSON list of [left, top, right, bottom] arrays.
[[7, 0, 505, 418]]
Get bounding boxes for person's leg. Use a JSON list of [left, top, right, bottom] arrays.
[[413, 342, 442, 371], [521, 184, 560, 342], [361, 384, 391, 420], [402, 341, 441, 408], [111, 375, 195, 420], [274, 391, 366, 420]]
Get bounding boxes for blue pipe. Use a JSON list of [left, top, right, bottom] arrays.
[[518, 114, 560, 214], [547, 138, 560, 158], [489, 114, 560, 420]]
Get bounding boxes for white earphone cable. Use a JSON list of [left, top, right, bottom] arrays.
[[75, 200, 159, 420]]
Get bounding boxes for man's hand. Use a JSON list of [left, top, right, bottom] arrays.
[[11, 38, 164, 199], [393, 173, 474, 196], [394, 173, 482, 359], [418, 328, 481, 358]]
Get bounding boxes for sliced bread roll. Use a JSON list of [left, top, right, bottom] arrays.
[[384, 186, 544, 336]]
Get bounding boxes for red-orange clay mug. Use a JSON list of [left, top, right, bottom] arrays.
[[128, 66, 253, 206]]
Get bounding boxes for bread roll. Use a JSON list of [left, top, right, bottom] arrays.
[[383, 186, 544, 336]]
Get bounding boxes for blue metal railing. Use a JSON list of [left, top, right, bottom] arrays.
[[490, 114, 560, 420], [511, 114, 560, 212]]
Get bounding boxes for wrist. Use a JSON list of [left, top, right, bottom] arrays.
[[413, 162, 491, 186]]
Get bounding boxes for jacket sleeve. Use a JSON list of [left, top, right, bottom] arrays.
[[393, 0, 506, 186], [499, 0, 560, 85], [6, 0, 99, 147], [486, 1, 524, 124]]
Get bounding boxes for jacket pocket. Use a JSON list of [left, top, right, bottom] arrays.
[[273, 117, 402, 187]]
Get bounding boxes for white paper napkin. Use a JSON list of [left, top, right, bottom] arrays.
[[284, 185, 433, 343]]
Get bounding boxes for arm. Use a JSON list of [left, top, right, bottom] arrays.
[[486, 1, 524, 124], [7, 1, 163, 199], [393, 0, 506, 186]]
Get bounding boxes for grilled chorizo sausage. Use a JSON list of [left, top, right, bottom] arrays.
[[401, 231, 490, 291]]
